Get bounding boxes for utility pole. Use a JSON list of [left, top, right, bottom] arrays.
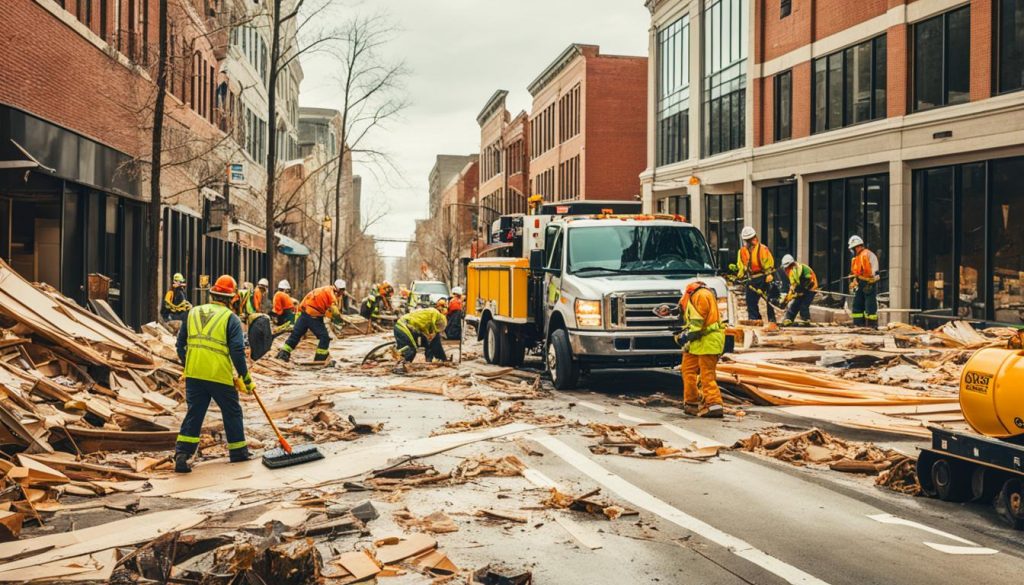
[[264, 0, 284, 289], [147, 0, 169, 322]]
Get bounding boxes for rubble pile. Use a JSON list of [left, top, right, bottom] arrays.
[[733, 427, 919, 494], [585, 423, 721, 461], [543, 487, 639, 520]]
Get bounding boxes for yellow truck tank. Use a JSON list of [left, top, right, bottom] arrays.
[[960, 348, 1024, 439], [466, 258, 531, 323]]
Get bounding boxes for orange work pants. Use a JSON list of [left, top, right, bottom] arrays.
[[681, 353, 722, 406]]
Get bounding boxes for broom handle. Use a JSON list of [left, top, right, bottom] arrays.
[[242, 378, 293, 454]]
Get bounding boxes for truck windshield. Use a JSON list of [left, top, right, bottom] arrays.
[[566, 225, 715, 275], [414, 283, 449, 295]]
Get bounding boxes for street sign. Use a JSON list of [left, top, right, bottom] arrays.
[[229, 163, 245, 184]]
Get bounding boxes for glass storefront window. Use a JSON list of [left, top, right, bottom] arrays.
[[991, 157, 1024, 323], [703, 0, 748, 156], [657, 15, 690, 165], [705, 193, 744, 266], [761, 184, 795, 258], [998, 0, 1024, 93], [809, 174, 889, 292], [913, 6, 971, 112]]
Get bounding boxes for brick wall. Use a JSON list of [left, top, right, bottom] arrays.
[[584, 55, 648, 201], [761, 0, 813, 62], [791, 60, 812, 138], [886, 23, 908, 117], [813, 0, 889, 40], [970, 0, 993, 101]]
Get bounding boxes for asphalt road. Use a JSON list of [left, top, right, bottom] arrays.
[[292, 336, 1024, 584]]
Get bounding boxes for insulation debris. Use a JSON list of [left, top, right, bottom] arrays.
[[733, 427, 920, 494]]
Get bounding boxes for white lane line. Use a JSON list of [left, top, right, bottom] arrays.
[[520, 464, 603, 550], [534, 435, 831, 585], [868, 513, 998, 554], [618, 413, 724, 449], [577, 401, 611, 414], [923, 543, 999, 555]]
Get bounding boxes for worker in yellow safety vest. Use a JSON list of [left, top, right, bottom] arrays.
[[173, 274, 253, 473], [678, 281, 725, 418], [848, 235, 880, 328], [734, 227, 777, 323], [780, 254, 819, 327], [392, 305, 448, 374]]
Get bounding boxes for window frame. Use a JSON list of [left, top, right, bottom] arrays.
[[996, 0, 1024, 94], [761, 184, 796, 259], [911, 6, 971, 112], [657, 15, 691, 166], [811, 34, 887, 134], [808, 174, 889, 293], [780, 0, 791, 18], [773, 69, 792, 141]]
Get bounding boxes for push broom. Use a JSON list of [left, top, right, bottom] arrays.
[[236, 378, 324, 468]]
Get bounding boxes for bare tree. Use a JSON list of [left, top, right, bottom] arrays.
[[146, 0, 169, 322], [327, 13, 407, 281]]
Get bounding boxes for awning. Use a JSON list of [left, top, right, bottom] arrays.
[[276, 232, 310, 257]]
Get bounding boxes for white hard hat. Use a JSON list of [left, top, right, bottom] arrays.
[[278, 279, 291, 289], [334, 279, 347, 289], [741, 226, 757, 241], [781, 254, 795, 268], [257, 278, 269, 287], [848, 235, 864, 249], [452, 286, 464, 295]]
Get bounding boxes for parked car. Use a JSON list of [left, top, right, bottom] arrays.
[[409, 281, 450, 309]]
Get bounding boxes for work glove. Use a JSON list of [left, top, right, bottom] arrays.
[[685, 330, 705, 343], [848, 279, 857, 294], [240, 373, 255, 394], [765, 273, 774, 284], [672, 329, 685, 347], [728, 263, 738, 274]]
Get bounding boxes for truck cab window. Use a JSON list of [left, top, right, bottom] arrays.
[[547, 230, 564, 271]]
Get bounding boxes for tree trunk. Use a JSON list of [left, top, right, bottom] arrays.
[[147, 0, 169, 323], [264, 0, 283, 289], [331, 147, 341, 282]]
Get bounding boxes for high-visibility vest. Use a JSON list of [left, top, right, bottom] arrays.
[[399, 308, 447, 337], [786, 262, 819, 292], [184, 303, 235, 386], [680, 286, 725, 355], [737, 243, 774, 277], [850, 248, 879, 281], [273, 291, 294, 315]]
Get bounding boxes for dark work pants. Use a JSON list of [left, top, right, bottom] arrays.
[[175, 379, 247, 458], [784, 292, 814, 324], [275, 308, 295, 326], [394, 325, 417, 362], [745, 276, 776, 322], [283, 312, 331, 360], [852, 282, 878, 328]]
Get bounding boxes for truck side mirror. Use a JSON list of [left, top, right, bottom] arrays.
[[529, 249, 545, 273]]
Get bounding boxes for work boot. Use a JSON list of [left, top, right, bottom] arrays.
[[276, 349, 291, 362], [229, 448, 252, 463], [683, 402, 701, 416], [702, 404, 724, 419], [174, 452, 192, 473], [781, 319, 793, 327], [392, 361, 408, 375]]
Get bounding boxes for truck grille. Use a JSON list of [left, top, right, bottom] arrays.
[[609, 291, 683, 329]]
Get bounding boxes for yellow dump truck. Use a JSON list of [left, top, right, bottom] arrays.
[[466, 204, 735, 389]]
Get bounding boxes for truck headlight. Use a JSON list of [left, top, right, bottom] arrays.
[[575, 299, 603, 328]]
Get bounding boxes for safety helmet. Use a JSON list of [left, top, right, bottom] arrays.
[[848, 235, 864, 249], [380, 281, 393, 294], [257, 278, 269, 287], [278, 279, 291, 290], [741, 226, 757, 241], [334, 279, 347, 290], [451, 286, 464, 296], [781, 254, 796, 268], [172, 272, 185, 284], [435, 298, 448, 312], [211, 275, 237, 297]]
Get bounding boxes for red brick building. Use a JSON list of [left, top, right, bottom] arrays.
[[441, 159, 480, 270], [0, 0, 267, 326], [643, 0, 1024, 323], [477, 90, 531, 233], [528, 44, 648, 203]]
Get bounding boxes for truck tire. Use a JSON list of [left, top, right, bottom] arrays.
[[507, 333, 525, 368], [931, 458, 971, 503], [484, 320, 502, 365], [546, 329, 579, 390]]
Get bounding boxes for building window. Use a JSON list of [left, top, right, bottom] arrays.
[[658, 195, 691, 219], [531, 103, 556, 158], [657, 15, 690, 166], [704, 193, 744, 263], [559, 84, 581, 143], [558, 156, 581, 200], [761, 184, 795, 258], [703, 0, 748, 157], [535, 167, 555, 200], [780, 0, 791, 18], [773, 70, 792, 141], [812, 35, 887, 133], [998, 0, 1024, 93], [912, 157, 1024, 323], [809, 174, 888, 293], [913, 6, 970, 112], [482, 141, 502, 182]]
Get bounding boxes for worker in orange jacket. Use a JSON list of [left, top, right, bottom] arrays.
[[848, 235, 880, 328], [734, 226, 776, 323], [272, 280, 296, 326], [275, 279, 344, 363], [678, 281, 726, 418], [253, 278, 270, 313]]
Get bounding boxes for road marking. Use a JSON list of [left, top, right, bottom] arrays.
[[618, 413, 724, 449], [534, 435, 831, 585], [577, 401, 611, 414], [868, 514, 998, 555], [923, 543, 999, 555], [520, 464, 603, 550]]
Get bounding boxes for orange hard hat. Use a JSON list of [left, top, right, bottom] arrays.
[[211, 274, 237, 296]]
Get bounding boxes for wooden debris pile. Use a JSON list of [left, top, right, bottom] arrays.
[[0, 260, 183, 459], [325, 533, 463, 582], [435, 402, 564, 436], [543, 487, 639, 521], [367, 454, 527, 492], [585, 423, 721, 461], [733, 427, 919, 494]]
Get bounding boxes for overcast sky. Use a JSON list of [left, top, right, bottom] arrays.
[[299, 0, 650, 259]]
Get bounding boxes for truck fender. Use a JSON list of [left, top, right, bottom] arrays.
[[477, 310, 492, 342]]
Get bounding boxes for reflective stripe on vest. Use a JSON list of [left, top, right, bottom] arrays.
[[184, 304, 235, 386]]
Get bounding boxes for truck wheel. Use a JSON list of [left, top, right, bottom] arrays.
[[995, 479, 1024, 530], [484, 320, 502, 365], [546, 329, 579, 390], [508, 334, 526, 367], [931, 458, 970, 503], [971, 467, 1005, 503]]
